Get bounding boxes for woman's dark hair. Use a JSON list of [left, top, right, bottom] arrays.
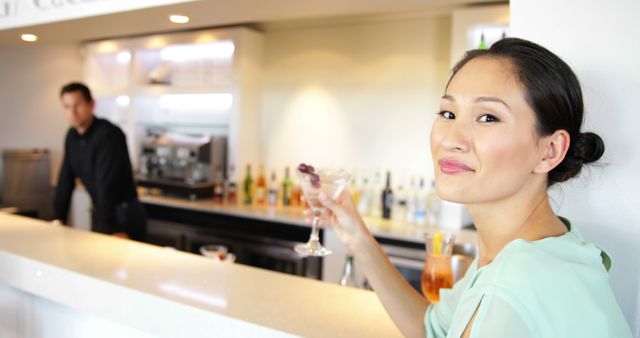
[[448, 37, 604, 185], [60, 82, 93, 103]]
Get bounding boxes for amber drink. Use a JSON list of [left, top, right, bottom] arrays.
[[421, 231, 455, 302]]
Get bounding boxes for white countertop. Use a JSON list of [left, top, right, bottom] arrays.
[[0, 212, 402, 337], [139, 194, 478, 247]]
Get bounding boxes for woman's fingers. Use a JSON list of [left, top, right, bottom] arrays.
[[319, 192, 351, 220], [303, 207, 334, 228]]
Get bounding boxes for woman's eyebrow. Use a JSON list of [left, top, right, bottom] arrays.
[[474, 96, 511, 109], [441, 95, 511, 110], [442, 94, 455, 102]]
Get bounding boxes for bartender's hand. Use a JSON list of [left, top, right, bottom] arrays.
[[112, 232, 129, 239], [303, 189, 373, 252]]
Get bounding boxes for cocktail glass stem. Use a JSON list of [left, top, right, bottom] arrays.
[[309, 216, 321, 241], [295, 214, 332, 257]]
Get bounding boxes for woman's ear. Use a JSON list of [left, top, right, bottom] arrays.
[[534, 129, 570, 174]]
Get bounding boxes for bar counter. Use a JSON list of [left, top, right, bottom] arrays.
[[0, 212, 403, 337], [139, 193, 478, 246]]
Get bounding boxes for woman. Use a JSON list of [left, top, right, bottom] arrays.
[[307, 38, 633, 337]]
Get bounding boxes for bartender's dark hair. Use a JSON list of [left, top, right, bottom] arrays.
[[60, 82, 93, 103], [448, 37, 604, 186]]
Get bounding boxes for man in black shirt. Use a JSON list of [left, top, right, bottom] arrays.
[[53, 82, 146, 240]]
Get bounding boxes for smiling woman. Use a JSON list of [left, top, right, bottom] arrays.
[[308, 37, 633, 338]]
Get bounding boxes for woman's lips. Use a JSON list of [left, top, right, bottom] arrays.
[[439, 159, 474, 174]]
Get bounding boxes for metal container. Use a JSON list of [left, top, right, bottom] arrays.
[[137, 133, 227, 199], [1, 149, 52, 218]]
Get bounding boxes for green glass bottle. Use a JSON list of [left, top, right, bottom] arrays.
[[282, 166, 292, 206], [478, 32, 488, 49], [243, 164, 253, 205]]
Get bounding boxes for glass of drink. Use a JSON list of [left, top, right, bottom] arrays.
[[296, 164, 350, 257], [421, 231, 455, 302], [200, 244, 235, 263]]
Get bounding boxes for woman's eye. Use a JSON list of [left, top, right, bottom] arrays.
[[438, 111, 455, 119], [478, 114, 500, 123]]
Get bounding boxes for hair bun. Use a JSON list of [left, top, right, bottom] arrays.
[[573, 132, 605, 164], [548, 131, 604, 184]]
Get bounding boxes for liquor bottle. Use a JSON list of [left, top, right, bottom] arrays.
[[405, 176, 416, 224], [243, 164, 253, 205], [393, 184, 407, 222], [212, 165, 225, 204], [268, 171, 278, 207], [255, 165, 267, 205], [226, 165, 237, 205], [291, 180, 302, 207], [370, 171, 383, 218], [282, 167, 293, 206], [350, 176, 360, 206], [415, 177, 428, 226], [382, 171, 393, 219], [426, 180, 441, 227], [357, 177, 371, 216]]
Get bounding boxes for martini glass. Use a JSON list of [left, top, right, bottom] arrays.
[[296, 167, 350, 257]]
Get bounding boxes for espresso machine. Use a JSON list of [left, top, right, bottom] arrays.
[[137, 132, 227, 199]]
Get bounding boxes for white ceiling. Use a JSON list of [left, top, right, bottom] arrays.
[[0, 0, 501, 47]]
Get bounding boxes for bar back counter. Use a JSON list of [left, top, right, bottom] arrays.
[[0, 212, 402, 337]]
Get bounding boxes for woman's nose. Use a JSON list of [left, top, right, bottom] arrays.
[[440, 121, 470, 153]]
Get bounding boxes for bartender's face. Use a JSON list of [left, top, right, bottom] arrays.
[[430, 56, 547, 205], [61, 91, 95, 130]]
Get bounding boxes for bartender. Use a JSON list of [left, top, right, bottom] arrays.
[[53, 82, 146, 241]]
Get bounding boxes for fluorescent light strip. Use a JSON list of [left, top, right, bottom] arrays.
[[116, 50, 132, 64], [116, 95, 130, 107], [159, 94, 233, 111], [160, 41, 235, 62]]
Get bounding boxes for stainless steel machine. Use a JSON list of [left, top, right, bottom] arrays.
[[1, 148, 52, 218], [137, 132, 227, 199]]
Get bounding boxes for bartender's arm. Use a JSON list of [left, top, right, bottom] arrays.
[[93, 130, 128, 237], [53, 133, 76, 225]]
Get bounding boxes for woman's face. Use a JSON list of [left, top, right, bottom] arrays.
[[430, 56, 546, 204]]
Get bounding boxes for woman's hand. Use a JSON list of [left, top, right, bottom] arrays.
[[306, 188, 429, 338], [303, 189, 373, 253], [304, 190, 429, 337]]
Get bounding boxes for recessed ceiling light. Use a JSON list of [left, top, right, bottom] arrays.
[[169, 15, 190, 24], [21, 34, 38, 42]]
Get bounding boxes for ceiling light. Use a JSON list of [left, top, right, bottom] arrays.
[[21, 34, 38, 42], [169, 15, 190, 24]]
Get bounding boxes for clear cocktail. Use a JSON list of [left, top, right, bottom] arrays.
[[296, 164, 350, 257]]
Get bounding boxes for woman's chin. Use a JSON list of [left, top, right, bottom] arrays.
[[435, 186, 472, 204]]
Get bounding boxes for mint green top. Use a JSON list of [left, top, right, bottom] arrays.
[[424, 219, 632, 338]]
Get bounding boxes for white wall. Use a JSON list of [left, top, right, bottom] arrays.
[[511, 1, 640, 336], [261, 15, 451, 185], [0, 43, 83, 185]]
